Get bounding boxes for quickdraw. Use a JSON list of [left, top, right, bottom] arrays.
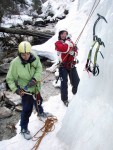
[[85, 13, 107, 76]]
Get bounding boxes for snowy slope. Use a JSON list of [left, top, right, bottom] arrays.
[[1, 0, 34, 28], [0, 0, 113, 150], [41, 0, 73, 19], [0, 95, 71, 150], [58, 0, 113, 150], [32, 0, 78, 61]]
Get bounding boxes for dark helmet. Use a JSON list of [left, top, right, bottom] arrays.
[[58, 30, 68, 40]]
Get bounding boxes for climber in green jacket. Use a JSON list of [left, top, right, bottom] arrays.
[[6, 41, 49, 140], [6, 41, 42, 94]]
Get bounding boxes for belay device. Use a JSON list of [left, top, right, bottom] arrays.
[[85, 13, 107, 76]]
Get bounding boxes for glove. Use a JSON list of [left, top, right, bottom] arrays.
[[16, 88, 25, 97], [66, 34, 72, 40], [74, 44, 78, 50], [27, 78, 37, 87], [65, 40, 73, 48], [24, 85, 28, 91]]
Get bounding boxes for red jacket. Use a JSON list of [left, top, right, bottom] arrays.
[[55, 40, 78, 63]]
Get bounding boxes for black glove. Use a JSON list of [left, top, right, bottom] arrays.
[[27, 78, 37, 87], [74, 44, 78, 50], [16, 88, 25, 97]]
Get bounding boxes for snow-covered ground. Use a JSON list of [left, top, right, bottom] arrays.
[[32, 0, 79, 62], [1, 0, 113, 150], [1, 15, 32, 28], [1, 0, 34, 28], [0, 92, 74, 150]]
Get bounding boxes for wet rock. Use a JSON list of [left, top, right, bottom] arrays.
[[15, 105, 22, 112], [0, 52, 7, 60], [0, 100, 5, 107], [6, 123, 16, 131], [56, 16, 66, 20], [48, 12, 54, 17], [44, 16, 58, 24], [4, 92, 21, 106], [2, 57, 13, 64], [34, 18, 46, 27], [0, 82, 6, 92], [0, 107, 12, 119], [0, 63, 10, 74], [23, 20, 32, 26], [36, 6, 42, 15], [42, 59, 53, 67], [0, 92, 3, 102], [32, 14, 39, 19]]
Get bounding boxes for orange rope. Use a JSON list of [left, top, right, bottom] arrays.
[[31, 2, 101, 149], [31, 116, 58, 150]]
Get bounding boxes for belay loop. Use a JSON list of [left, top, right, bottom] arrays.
[[85, 13, 107, 76]]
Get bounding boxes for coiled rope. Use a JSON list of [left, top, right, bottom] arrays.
[[31, 116, 58, 150], [31, 1, 101, 150]]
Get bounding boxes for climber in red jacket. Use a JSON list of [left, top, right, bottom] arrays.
[[55, 30, 80, 106]]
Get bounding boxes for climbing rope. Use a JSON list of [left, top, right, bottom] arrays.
[[41, 0, 101, 82], [75, 0, 101, 44], [22, 90, 58, 150], [30, 2, 101, 149], [31, 116, 58, 150]]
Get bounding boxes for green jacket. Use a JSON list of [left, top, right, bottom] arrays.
[[6, 53, 42, 94]]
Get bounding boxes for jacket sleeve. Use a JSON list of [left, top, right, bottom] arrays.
[[6, 61, 18, 92], [55, 41, 69, 53], [33, 56, 42, 82]]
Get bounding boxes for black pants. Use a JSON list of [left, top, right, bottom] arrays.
[[20, 94, 43, 130], [59, 66, 80, 102]]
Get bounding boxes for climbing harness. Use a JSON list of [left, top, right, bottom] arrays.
[[24, 1, 102, 149], [85, 13, 107, 76], [42, 0, 101, 82]]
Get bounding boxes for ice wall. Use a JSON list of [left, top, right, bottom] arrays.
[[58, 0, 113, 150]]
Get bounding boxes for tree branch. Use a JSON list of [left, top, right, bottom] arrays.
[[0, 27, 54, 39]]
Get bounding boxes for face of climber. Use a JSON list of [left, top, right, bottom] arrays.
[[21, 52, 30, 61], [60, 31, 68, 40]]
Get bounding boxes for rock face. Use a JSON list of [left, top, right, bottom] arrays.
[[0, 63, 10, 74], [2, 57, 13, 64], [0, 52, 6, 60], [34, 18, 46, 27], [0, 92, 3, 102], [23, 20, 32, 26], [15, 105, 22, 112], [0, 82, 6, 92], [4, 92, 21, 106], [0, 107, 12, 119]]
